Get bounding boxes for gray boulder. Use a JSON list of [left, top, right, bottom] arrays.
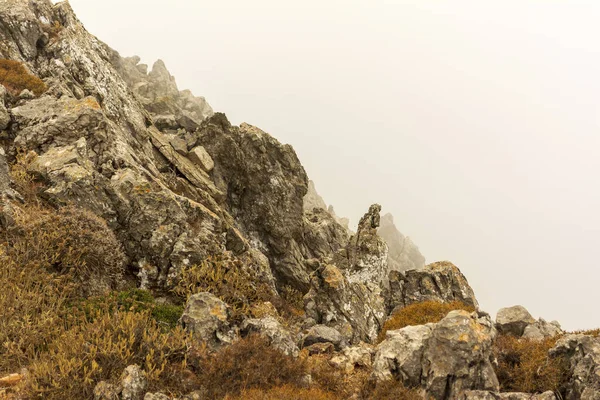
[[371, 310, 499, 399], [388, 261, 479, 313], [371, 324, 434, 385], [180, 292, 234, 347], [496, 305, 536, 337], [240, 316, 299, 356], [301, 325, 345, 350], [522, 318, 562, 341], [120, 365, 147, 400], [549, 333, 600, 400]]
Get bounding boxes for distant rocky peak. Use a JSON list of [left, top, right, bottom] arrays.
[[303, 179, 352, 232], [378, 211, 425, 272]]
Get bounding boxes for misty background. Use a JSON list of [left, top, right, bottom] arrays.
[[64, 0, 600, 330]]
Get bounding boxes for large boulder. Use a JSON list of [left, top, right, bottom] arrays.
[[549, 333, 600, 400], [180, 292, 235, 348], [495, 305, 536, 337], [240, 316, 299, 357], [301, 325, 345, 350], [522, 318, 562, 341], [372, 310, 499, 399], [371, 324, 433, 385], [388, 261, 479, 313]]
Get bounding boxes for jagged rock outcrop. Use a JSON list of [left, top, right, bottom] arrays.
[[522, 318, 562, 341], [388, 261, 479, 314], [304, 204, 390, 344], [117, 57, 213, 133], [302, 207, 350, 261], [372, 310, 499, 399], [549, 334, 600, 400], [303, 179, 351, 232], [378, 212, 425, 272]]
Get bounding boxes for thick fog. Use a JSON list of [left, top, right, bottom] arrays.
[[66, 0, 600, 330]]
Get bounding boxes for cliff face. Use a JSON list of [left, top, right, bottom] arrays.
[[0, 2, 589, 400]]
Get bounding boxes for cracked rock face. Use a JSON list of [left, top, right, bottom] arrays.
[[372, 310, 499, 400], [388, 261, 479, 314], [550, 334, 600, 400]]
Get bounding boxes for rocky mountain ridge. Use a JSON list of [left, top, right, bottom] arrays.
[[0, 1, 596, 399]]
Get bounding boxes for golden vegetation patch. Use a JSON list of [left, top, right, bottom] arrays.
[[378, 300, 476, 342], [227, 385, 339, 400], [0, 59, 46, 96], [190, 335, 308, 399], [173, 256, 273, 322], [493, 334, 570, 394]]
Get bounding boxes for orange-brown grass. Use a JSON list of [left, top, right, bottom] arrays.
[[0, 59, 46, 96], [493, 334, 570, 394], [361, 379, 423, 400], [226, 385, 339, 400], [190, 335, 308, 399], [378, 300, 476, 342], [5, 205, 126, 292]]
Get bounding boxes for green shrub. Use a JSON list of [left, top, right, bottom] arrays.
[[0, 59, 46, 96], [493, 334, 570, 394], [378, 301, 475, 342]]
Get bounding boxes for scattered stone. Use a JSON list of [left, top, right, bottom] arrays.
[[120, 365, 147, 400], [522, 318, 562, 341], [301, 325, 345, 350], [180, 292, 234, 348], [240, 316, 299, 356], [496, 305, 536, 337], [460, 391, 557, 400], [188, 146, 214, 172], [143, 393, 170, 400], [330, 343, 374, 373], [93, 381, 119, 400]]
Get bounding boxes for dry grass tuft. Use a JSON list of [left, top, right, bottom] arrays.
[[493, 334, 570, 394], [227, 385, 338, 400], [378, 300, 476, 342], [173, 256, 273, 322], [0, 59, 46, 96]]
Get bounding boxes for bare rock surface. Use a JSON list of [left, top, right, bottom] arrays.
[[495, 305, 536, 337], [388, 261, 479, 314], [180, 292, 235, 348], [372, 310, 498, 399]]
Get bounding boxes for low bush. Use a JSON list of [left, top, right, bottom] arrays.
[[190, 335, 307, 399], [0, 59, 46, 96], [493, 334, 570, 394], [378, 300, 476, 342], [173, 256, 272, 322], [24, 310, 189, 400], [6, 205, 126, 291], [0, 247, 76, 374]]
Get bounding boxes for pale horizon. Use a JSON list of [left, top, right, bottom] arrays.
[[66, 0, 600, 331]]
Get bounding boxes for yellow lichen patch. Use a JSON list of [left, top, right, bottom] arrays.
[[322, 265, 344, 289], [210, 304, 228, 321], [63, 97, 101, 112]]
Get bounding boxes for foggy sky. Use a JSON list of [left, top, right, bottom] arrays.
[[65, 0, 600, 330]]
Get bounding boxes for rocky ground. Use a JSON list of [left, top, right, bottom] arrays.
[[0, 1, 598, 399]]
